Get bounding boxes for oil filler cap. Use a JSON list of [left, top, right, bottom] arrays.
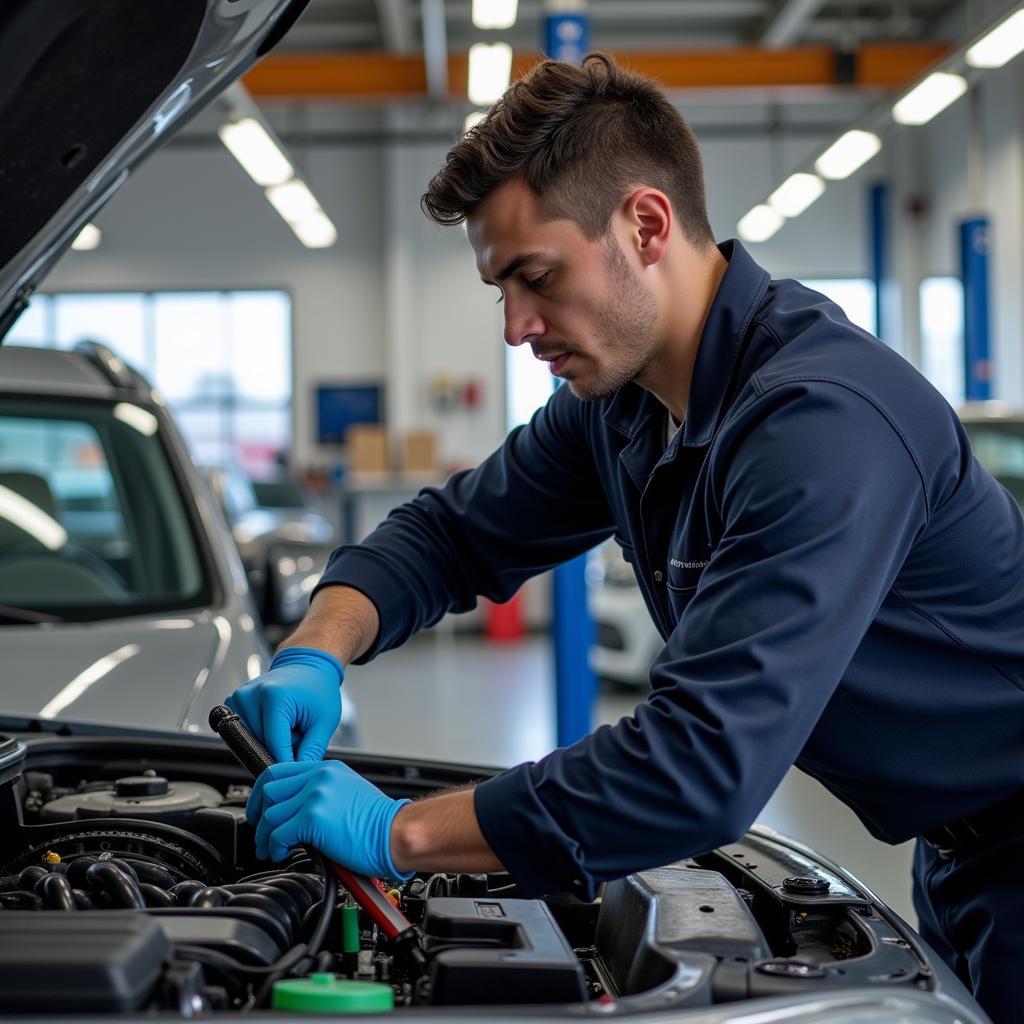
[[114, 776, 169, 797], [272, 974, 394, 1014]]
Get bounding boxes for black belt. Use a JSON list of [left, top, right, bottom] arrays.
[[922, 789, 1024, 857]]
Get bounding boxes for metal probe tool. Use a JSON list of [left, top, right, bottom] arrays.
[[208, 704, 419, 947]]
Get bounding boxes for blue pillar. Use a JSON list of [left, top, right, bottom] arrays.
[[959, 217, 992, 401], [543, 1, 595, 748], [868, 183, 888, 342]]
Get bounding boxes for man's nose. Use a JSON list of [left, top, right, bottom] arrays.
[[503, 299, 545, 348]]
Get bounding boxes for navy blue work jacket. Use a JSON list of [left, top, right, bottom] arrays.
[[318, 240, 1024, 899]]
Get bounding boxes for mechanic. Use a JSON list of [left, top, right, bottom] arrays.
[[228, 55, 1024, 1022]]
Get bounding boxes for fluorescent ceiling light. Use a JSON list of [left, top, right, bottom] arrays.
[[291, 210, 338, 249], [468, 42, 513, 106], [892, 72, 968, 125], [472, 0, 518, 29], [464, 110, 488, 134], [0, 485, 67, 550], [266, 180, 320, 224], [737, 204, 784, 243], [814, 130, 882, 180], [71, 224, 101, 251], [768, 173, 825, 218], [113, 402, 159, 437], [966, 9, 1024, 68], [219, 117, 293, 187]]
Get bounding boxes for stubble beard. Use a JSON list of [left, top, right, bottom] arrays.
[[564, 236, 661, 402]]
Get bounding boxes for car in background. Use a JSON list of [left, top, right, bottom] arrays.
[[0, 340, 355, 745], [588, 538, 662, 688], [201, 463, 335, 633]]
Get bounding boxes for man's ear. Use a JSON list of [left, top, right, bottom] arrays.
[[623, 188, 672, 268]]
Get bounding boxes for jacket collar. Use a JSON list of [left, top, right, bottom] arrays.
[[601, 239, 770, 447]]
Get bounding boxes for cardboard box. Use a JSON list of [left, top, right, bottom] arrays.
[[347, 425, 389, 473], [401, 430, 438, 473]]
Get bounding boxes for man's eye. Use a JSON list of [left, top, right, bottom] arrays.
[[527, 272, 550, 290]]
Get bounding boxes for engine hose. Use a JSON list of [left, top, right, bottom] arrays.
[[169, 879, 205, 905], [139, 882, 176, 908], [37, 873, 76, 911], [121, 858, 179, 889], [66, 856, 100, 890], [84, 862, 145, 909], [222, 884, 303, 933]]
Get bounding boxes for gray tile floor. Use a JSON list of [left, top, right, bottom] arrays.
[[348, 631, 915, 921]]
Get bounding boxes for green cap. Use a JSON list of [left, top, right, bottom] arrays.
[[272, 974, 394, 1014]]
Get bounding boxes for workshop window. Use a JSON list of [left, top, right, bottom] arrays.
[[799, 278, 877, 336], [6, 290, 292, 476], [920, 277, 965, 407]]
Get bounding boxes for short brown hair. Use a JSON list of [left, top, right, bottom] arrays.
[[422, 53, 714, 247]]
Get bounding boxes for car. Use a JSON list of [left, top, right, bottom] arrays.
[[0, 0, 991, 1020], [0, 340, 355, 747], [588, 538, 663, 688], [201, 463, 335, 633]]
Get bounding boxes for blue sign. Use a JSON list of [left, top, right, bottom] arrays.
[[543, 10, 589, 65]]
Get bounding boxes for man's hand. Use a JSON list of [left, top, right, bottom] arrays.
[[225, 647, 344, 763], [246, 759, 412, 878]]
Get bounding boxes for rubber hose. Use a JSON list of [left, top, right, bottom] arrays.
[[84, 862, 145, 909], [37, 873, 76, 911], [66, 857, 100, 890], [122, 859, 177, 889], [139, 883, 176, 908]]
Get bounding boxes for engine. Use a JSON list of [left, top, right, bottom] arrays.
[[0, 731, 945, 1017]]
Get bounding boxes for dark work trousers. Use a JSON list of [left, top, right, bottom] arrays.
[[913, 835, 1021, 1023]]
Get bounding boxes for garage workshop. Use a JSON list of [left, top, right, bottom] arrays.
[[0, 2, 1022, 1022]]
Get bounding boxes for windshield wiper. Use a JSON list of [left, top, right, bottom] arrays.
[[0, 604, 64, 624]]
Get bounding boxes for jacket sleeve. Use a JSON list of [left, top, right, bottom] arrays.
[[314, 384, 615, 662], [474, 380, 930, 898]]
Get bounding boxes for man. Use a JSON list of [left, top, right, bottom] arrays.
[[228, 55, 1024, 1021]]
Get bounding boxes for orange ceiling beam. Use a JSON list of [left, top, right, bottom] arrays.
[[242, 43, 951, 101]]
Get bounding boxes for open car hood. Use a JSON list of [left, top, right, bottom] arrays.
[[0, 0, 309, 339]]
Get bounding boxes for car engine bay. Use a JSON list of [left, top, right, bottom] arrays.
[[0, 729, 945, 1017]]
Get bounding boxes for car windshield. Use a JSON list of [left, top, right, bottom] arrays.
[[0, 396, 212, 621], [963, 421, 1024, 507]]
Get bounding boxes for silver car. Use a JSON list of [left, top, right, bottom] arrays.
[[0, 340, 356, 744]]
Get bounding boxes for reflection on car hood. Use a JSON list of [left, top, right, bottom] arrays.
[[0, 614, 228, 731], [0, 0, 309, 339]]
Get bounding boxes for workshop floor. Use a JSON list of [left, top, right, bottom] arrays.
[[347, 631, 916, 921]]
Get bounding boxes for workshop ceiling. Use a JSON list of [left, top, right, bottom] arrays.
[[276, 0, 965, 53]]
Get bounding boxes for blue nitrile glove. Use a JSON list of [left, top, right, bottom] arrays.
[[224, 646, 344, 764], [246, 759, 413, 879]]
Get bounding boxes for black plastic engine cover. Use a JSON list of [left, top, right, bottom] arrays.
[[0, 911, 167, 1012], [424, 897, 588, 1005]]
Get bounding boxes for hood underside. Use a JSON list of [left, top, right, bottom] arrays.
[[0, 0, 309, 338]]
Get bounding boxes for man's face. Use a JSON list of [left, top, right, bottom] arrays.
[[468, 178, 661, 401]]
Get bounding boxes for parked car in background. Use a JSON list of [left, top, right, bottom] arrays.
[[201, 463, 335, 633], [0, 340, 356, 745], [588, 538, 662, 688]]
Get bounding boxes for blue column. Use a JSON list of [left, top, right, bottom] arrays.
[[543, 1, 595, 747], [868, 182, 888, 342], [959, 217, 992, 401]]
